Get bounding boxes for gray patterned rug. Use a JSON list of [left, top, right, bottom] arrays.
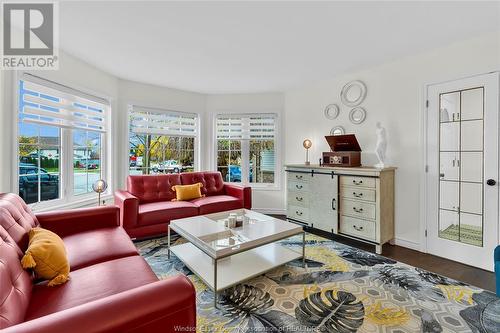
[[135, 234, 499, 333]]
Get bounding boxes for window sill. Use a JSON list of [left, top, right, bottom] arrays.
[[30, 193, 114, 213], [226, 182, 281, 192]]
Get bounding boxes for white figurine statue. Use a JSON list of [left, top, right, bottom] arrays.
[[375, 122, 387, 168]]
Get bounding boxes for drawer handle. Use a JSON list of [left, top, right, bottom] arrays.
[[352, 192, 363, 198], [295, 175, 303, 180], [296, 211, 303, 216], [296, 184, 303, 189], [352, 179, 363, 185], [353, 225, 364, 231], [296, 196, 303, 202], [353, 207, 364, 213]]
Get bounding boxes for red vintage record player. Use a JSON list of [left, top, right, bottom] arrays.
[[322, 134, 361, 167]]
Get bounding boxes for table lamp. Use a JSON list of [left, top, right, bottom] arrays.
[[303, 139, 312, 165], [92, 179, 108, 206]]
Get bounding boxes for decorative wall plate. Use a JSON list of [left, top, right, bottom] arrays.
[[324, 104, 340, 120], [330, 126, 345, 136], [340, 80, 367, 107], [349, 107, 367, 124]]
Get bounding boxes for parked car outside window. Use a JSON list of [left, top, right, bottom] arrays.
[[19, 163, 59, 204]]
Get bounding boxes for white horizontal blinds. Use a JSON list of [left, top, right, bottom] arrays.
[[130, 106, 198, 137], [20, 74, 108, 132], [216, 114, 276, 140]]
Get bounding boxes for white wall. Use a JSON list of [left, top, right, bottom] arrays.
[[0, 69, 8, 193], [284, 32, 500, 250], [205, 93, 285, 213], [0, 51, 207, 203], [2, 32, 498, 251], [0, 52, 284, 213]]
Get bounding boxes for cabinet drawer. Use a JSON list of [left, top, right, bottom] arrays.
[[287, 181, 310, 192], [341, 199, 376, 220], [340, 216, 376, 241], [287, 172, 309, 183], [287, 191, 310, 207], [340, 187, 376, 202], [287, 205, 310, 222], [340, 176, 376, 188]]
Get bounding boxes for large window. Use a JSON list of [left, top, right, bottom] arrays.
[[129, 106, 198, 175], [18, 74, 108, 205], [216, 114, 277, 186]]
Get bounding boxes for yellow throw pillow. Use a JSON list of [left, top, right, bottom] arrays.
[[21, 227, 70, 286], [172, 182, 204, 201]]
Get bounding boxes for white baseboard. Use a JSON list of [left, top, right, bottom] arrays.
[[253, 208, 286, 215], [392, 237, 421, 251]]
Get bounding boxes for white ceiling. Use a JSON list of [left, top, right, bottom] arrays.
[[59, 1, 500, 94]]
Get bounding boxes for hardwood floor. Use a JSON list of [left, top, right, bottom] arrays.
[[271, 215, 496, 292]]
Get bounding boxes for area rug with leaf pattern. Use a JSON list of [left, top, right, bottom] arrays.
[[135, 234, 499, 333]]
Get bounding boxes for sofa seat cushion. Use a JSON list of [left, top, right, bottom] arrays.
[[25, 255, 158, 321], [190, 195, 243, 215], [62, 227, 138, 270], [138, 201, 199, 226]]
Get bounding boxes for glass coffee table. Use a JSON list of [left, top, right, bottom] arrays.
[[168, 209, 305, 307]]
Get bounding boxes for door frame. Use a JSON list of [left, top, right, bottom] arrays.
[[421, 71, 500, 265]]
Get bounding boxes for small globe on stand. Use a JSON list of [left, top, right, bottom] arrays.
[[92, 179, 108, 206], [303, 139, 312, 165]]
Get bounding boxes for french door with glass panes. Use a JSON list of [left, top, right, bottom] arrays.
[[426, 72, 499, 271]]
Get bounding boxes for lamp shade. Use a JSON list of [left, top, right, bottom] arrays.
[[92, 179, 108, 194], [303, 139, 312, 149]]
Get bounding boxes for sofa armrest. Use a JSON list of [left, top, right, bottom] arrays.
[[3, 275, 196, 333], [495, 245, 500, 262], [224, 183, 252, 209], [114, 190, 139, 230], [36, 206, 120, 237]]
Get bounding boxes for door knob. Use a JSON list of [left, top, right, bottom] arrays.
[[487, 179, 497, 186]]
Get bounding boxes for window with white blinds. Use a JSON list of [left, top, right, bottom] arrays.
[[20, 74, 108, 133], [128, 106, 198, 176], [216, 114, 276, 140], [17, 74, 109, 207], [216, 113, 278, 186], [130, 106, 198, 137]]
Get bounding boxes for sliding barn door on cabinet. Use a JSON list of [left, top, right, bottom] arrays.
[[310, 172, 339, 233]]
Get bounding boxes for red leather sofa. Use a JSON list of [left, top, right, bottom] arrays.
[[115, 171, 252, 239], [0, 193, 196, 333]]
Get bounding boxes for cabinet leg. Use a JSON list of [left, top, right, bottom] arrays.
[[375, 245, 382, 255]]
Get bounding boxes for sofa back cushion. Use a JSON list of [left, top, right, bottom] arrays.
[[180, 172, 225, 196], [0, 225, 32, 329], [127, 174, 182, 203], [0, 193, 39, 252]]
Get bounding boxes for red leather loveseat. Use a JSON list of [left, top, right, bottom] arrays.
[[115, 171, 252, 239], [0, 193, 196, 333]]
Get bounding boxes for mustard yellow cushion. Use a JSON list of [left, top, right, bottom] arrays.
[[172, 182, 204, 201], [21, 227, 70, 286]]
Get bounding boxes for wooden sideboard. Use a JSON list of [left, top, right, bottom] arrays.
[[285, 164, 395, 254]]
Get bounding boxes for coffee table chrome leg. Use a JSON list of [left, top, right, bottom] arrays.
[[214, 258, 218, 309], [302, 231, 306, 267], [167, 225, 171, 259]]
